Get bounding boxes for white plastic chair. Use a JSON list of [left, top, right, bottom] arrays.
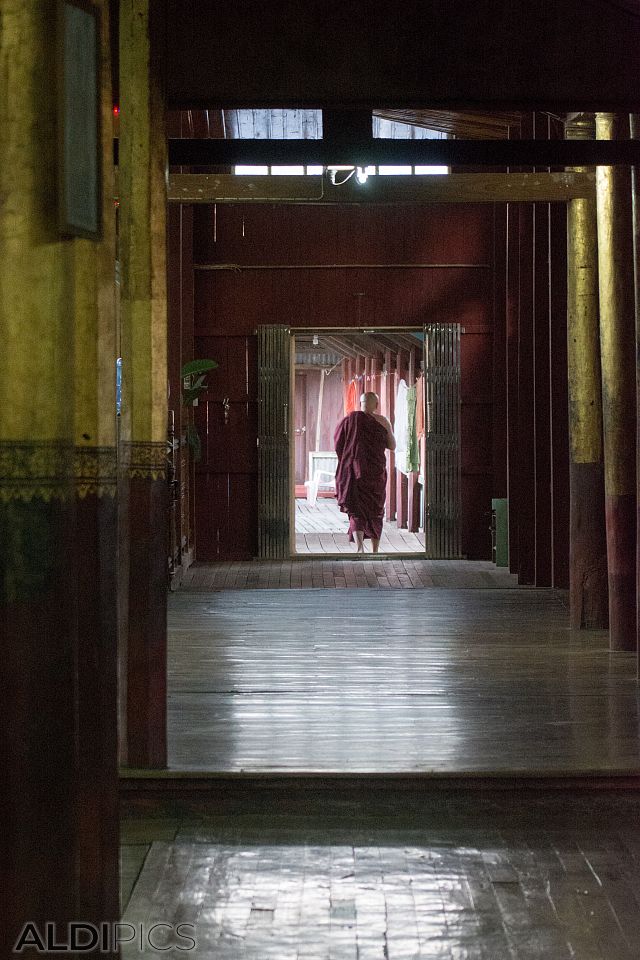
[[304, 452, 338, 505], [304, 469, 336, 506]]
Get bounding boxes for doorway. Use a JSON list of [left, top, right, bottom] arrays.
[[292, 328, 428, 555], [254, 323, 462, 559]]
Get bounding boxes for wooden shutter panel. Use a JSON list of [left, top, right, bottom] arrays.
[[257, 325, 291, 558], [425, 322, 462, 558]]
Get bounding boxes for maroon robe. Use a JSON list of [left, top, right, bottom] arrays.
[[334, 411, 388, 541]]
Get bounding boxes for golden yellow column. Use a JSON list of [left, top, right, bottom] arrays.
[[0, 0, 120, 949], [70, 0, 121, 929], [566, 115, 608, 628], [595, 112, 637, 652], [119, 0, 169, 767]]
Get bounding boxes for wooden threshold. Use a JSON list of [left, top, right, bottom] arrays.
[[289, 552, 428, 560], [120, 769, 640, 793]]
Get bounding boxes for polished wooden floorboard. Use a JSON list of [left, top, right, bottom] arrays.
[[181, 559, 519, 590], [295, 497, 425, 554], [167, 587, 640, 774], [120, 791, 640, 958]]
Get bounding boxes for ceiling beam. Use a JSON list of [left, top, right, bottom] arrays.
[[321, 335, 361, 359], [168, 172, 595, 205], [161, 138, 640, 167], [373, 334, 407, 354], [346, 334, 388, 357], [394, 334, 424, 352], [373, 108, 520, 139]]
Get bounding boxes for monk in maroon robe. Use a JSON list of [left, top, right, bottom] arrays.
[[334, 391, 396, 553]]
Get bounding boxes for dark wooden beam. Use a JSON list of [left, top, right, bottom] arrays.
[[164, 0, 640, 112], [161, 138, 640, 168], [346, 333, 387, 357], [321, 335, 360, 359], [168, 172, 595, 205], [394, 333, 424, 352]]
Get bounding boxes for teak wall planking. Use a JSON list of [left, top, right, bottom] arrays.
[[188, 201, 495, 561]]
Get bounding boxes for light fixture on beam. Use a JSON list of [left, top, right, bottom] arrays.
[[326, 165, 355, 185], [326, 164, 369, 186]]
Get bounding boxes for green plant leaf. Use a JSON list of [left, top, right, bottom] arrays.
[[181, 359, 218, 378], [183, 387, 205, 406], [185, 422, 202, 462]]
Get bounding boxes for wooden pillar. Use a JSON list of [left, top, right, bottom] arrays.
[[549, 130, 571, 591], [631, 114, 640, 666], [364, 355, 371, 392], [119, 0, 169, 765], [595, 113, 637, 651], [343, 358, 351, 413], [167, 201, 182, 584], [566, 115, 608, 629], [371, 354, 381, 399], [533, 112, 553, 587], [492, 203, 508, 501], [517, 117, 536, 584], [0, 1, 119, 952], [506, 200, 520, 574]]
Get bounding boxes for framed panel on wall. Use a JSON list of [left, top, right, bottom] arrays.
[[57, 0, 102, 239]]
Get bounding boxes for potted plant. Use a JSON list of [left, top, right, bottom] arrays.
[[181, 358, 218, 461]]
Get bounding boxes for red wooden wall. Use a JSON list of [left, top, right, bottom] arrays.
[[189, 201, 496, 560], [497, 113, 570, 589], [166, 203, 195, 581], [294, 370, 344, 485]]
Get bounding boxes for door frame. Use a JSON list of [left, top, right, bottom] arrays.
[[289, 325, 434, 559]]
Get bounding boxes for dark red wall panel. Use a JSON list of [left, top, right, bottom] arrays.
[[192, 202, 496, 560]]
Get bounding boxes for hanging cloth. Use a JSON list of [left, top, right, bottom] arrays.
[[345, 380, 358, 415], [394, 379, 409, 474], [415, 375, 425, 439], [406, 384, 420, 473]]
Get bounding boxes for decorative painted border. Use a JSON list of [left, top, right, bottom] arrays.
[[74, 445, 117, 497], [0, 441, 118, 501], [119, 440, 168, 481]]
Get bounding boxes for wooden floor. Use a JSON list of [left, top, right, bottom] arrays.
[[121, 790, 640, 958], [295, 497, 425, 554], [166, 587, 640, 774], [181, 559, 519, 590]]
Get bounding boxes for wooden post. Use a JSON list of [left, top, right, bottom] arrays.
[[566, 115, 608, 628], [0, 1, 119, 951], [506, 199, 520, 575], [517, 114, 536, 584], [315, 368, 325, 451], [550, 115, 571, 590], [595, 113, 637, 651], [119, 0, 169, 764], [355, 353, 365, 396], [533, 112, 553, 587], [631, 114, 640, 667], [345, 358, 352, 413]]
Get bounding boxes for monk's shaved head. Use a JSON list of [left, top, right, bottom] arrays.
[[360, 392, 379, 413]]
